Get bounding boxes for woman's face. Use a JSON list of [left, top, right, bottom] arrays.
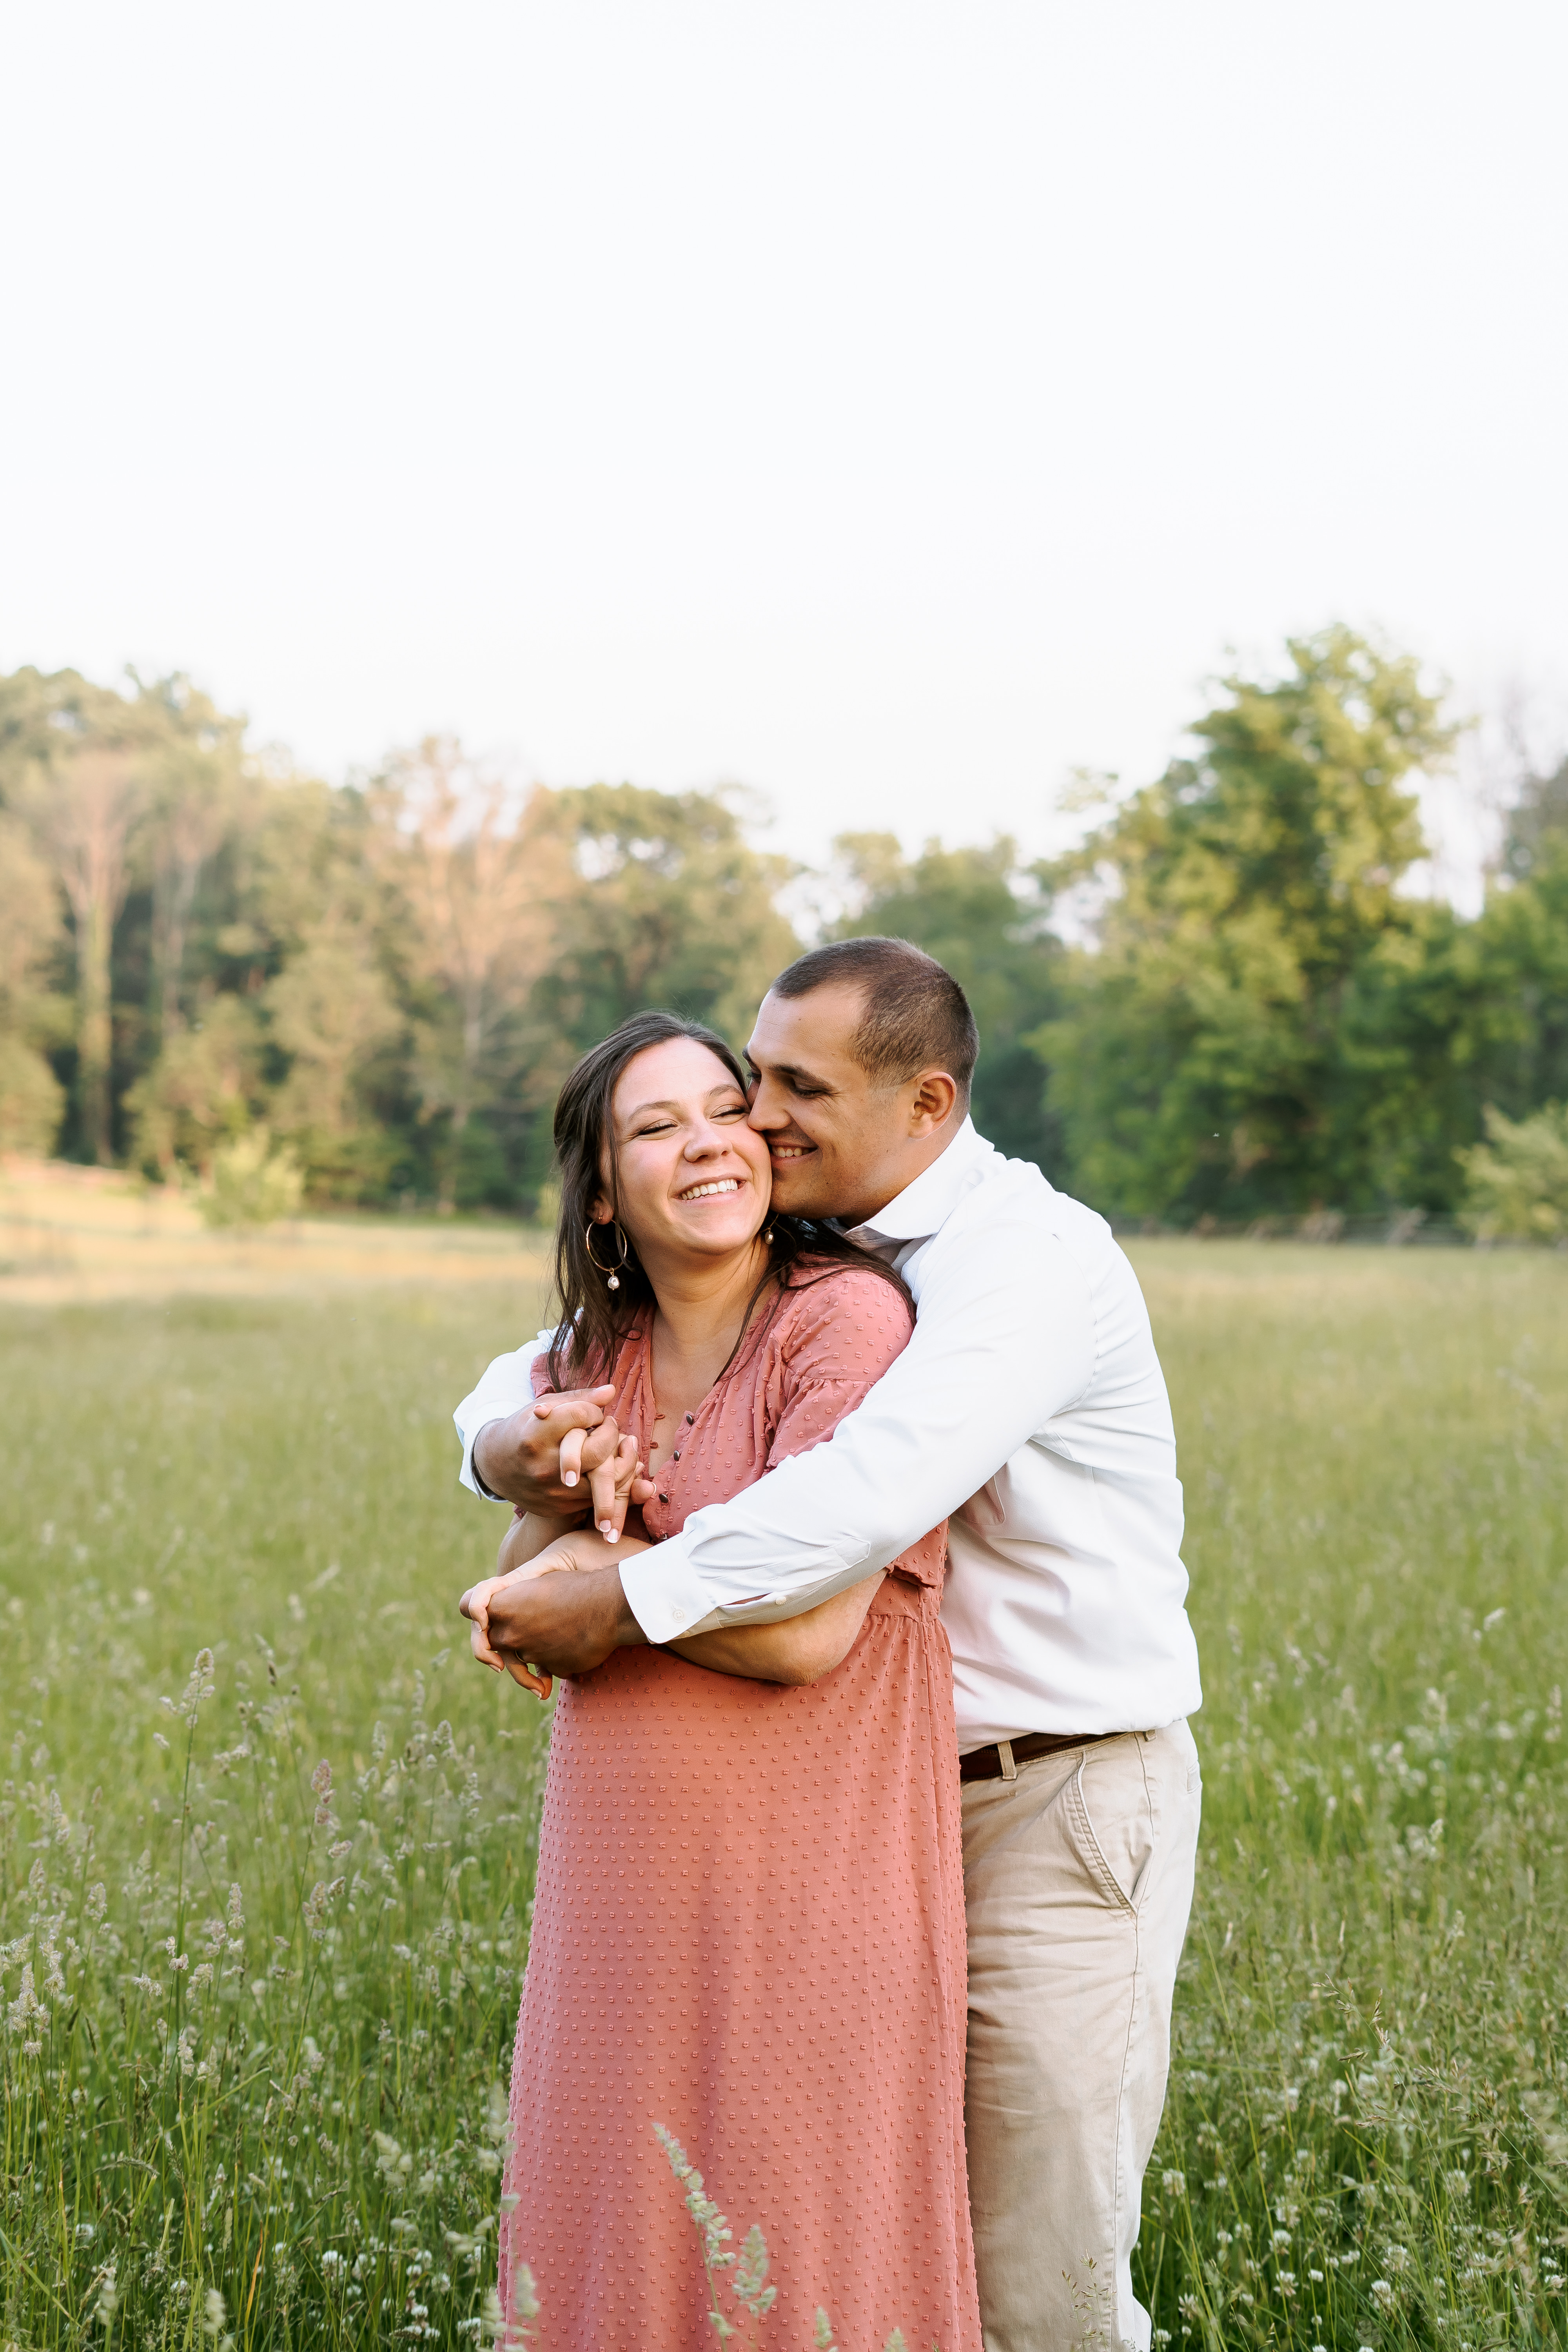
[[597, 1037, 773, 1272]]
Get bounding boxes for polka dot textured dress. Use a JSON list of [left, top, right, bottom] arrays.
[[498, 1264, 981, 2352]]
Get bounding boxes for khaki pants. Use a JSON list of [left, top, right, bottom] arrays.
[[962, 1720, 1201, 2352]]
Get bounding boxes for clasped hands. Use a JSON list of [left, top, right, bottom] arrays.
[[460, 1384, 650, 1700]]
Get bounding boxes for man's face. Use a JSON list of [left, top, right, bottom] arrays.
[[744, 982, 951, 1225]]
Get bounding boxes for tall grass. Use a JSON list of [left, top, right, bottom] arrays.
[[0, 1249, 1564, 2347], [0, 1290, 552, 2348], [1134, 1245, 1568, 2350]]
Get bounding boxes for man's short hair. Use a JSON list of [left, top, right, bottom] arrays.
[[769, 936, 978, 1099]]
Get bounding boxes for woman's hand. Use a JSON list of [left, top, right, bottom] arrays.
[[462, 1570, 555, 1698], [563, 1423, 647, 1542]]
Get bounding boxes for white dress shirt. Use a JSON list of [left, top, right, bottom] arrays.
[[452, 1118, 1201, 1749]]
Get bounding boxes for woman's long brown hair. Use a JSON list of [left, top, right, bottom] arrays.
[[545, 1007, 912, 1390]]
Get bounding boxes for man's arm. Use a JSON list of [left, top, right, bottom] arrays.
[[619, 1184, 1098, 1646], [454, 1335, 553, 1497]]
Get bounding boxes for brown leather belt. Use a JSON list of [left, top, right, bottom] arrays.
[[960, 1729, 1123, 1784]]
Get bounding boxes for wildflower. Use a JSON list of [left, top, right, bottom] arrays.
[[511, 2262, 541, 2343], [312, 1760, 334, 1826], [375, 2132, 414, 2180], [733, 2225, 776, 2323], [8, 1962, 49, 2038], [203, 2286, 235, 2350], [165, 1649, 218, 1728], [813, 2316, 837, 2350], [1161, 2170, 1186, 2196], [94, 2263, 118, 2326], [654, 2125, 734, 2277]]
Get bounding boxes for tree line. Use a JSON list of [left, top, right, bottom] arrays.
[[1, 628, 1564, 1227]]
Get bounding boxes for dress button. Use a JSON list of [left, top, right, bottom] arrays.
[[658, 1494, 669, 1504], [672, 1451, 681, 1461]]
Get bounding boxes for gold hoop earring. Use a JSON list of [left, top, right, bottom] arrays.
[[585, 1220, 630, 1291]]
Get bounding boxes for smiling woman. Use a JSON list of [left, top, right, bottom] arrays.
[[464, 1007, 983, 2352]]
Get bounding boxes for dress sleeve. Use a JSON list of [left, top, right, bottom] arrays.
[[765, 1270, 946, 1588]]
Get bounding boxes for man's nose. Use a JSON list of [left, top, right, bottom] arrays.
[[746, 1077, 786, 1131]]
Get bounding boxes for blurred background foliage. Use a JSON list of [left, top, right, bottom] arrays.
[[2, 628, 1566, 1226]]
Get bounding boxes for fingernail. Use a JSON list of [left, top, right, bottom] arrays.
[[563, 1472, 577, 1486], [601, 1525, 618, 1541]]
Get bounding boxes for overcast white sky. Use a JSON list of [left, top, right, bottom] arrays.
[[4, 2, 1566, 891]]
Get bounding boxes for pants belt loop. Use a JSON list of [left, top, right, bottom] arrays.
[[997, 1739, 1018, 1782]]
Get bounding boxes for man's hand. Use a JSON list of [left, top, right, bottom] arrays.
[[460, 1543, 646, 1680], [473, 1387, 655, 1532]]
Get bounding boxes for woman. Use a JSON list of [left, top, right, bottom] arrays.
[[467, 1010, 980, 2352]]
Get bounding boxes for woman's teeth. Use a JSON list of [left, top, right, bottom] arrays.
[[679, 1179, 740, 1201]]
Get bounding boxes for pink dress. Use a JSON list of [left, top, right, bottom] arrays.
[[499, 1265, 981, 2352]]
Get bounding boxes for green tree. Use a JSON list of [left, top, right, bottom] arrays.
[[1456, 1101, 1568, 1242], [529, 783, 798, 1050], [517, 784, 798, 1201], [0, 815, 68, 1154], [1035, 628, 1457, 1219], [123, 995, 265, 1178], [821, 832, 1063, 1168], [369, 739, 567, 1209]]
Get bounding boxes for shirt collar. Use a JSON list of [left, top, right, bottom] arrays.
[[840, 1116, 996, 1250]]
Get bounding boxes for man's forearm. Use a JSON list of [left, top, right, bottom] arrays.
[[618, 1211, 1095, 1644]]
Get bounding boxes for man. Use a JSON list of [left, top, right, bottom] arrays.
[[455, 937, 1202, 2352]]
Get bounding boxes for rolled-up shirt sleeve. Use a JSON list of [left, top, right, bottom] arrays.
[[454, 1331, 554, 1497], [618, 1195, 1097, 1644]]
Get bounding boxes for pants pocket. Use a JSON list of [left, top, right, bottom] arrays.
[[1066, 1737, 1159, 1911]]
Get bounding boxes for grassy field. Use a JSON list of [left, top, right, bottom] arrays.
[[0, 1242, 1565, 2348]]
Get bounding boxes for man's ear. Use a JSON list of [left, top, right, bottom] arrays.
[[907, 1071, 959, 1135]]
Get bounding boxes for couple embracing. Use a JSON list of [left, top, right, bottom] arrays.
[[454, 937, 1202, 2352]]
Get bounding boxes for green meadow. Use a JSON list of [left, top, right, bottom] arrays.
[[0, 1243, 1565, 2348]]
